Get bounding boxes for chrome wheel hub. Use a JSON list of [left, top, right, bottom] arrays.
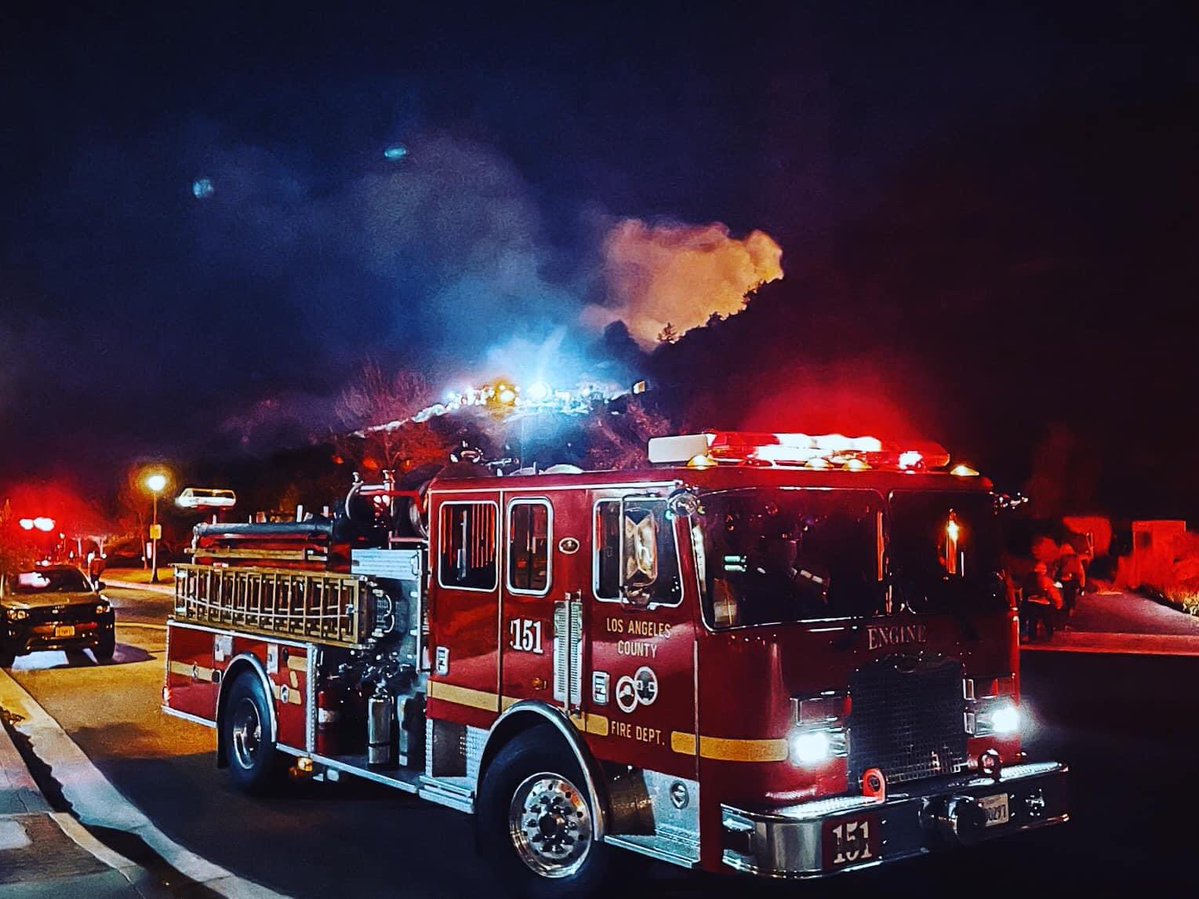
[[509, 773, 592, 877], [231, 697, 262, 769]]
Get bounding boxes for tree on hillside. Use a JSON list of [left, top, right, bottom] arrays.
[[333, 361, 438, 476], [582, 396, 673, 471]]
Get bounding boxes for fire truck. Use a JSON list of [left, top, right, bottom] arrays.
[[163, 431, 1068, 896]]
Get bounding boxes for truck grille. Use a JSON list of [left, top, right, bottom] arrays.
[[848, 656, 967, 786], [25, 604, 99, 624]]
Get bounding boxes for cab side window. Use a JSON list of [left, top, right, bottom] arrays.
[[439, 502, 498, 591], [594, 499, 681, 605], [508, 501, 551, 594]]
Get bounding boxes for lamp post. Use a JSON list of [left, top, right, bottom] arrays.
[[146, 473, 168, 583]]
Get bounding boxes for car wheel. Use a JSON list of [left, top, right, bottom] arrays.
[[0, 646, 14, 668], [477, 728, 611, 899], [222, 673, 283, 794], [94, 630, 116, 662]]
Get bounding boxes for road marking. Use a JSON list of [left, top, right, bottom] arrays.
[[0, 667, 288, 898], [118, 622, 169, 631]]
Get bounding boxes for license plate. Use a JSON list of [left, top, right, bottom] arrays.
[[823, 815, 880, 869], [980, 793, 1010, 827], [54, 625, 76, 638]]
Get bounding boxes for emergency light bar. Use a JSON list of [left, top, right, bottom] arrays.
[[647, 432, 954, 471], [176, 487, 237, 509]]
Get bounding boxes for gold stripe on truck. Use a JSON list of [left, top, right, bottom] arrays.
[[270, 681, 303, 706], [570, 712, 610, 737], [671, 732, 789, 762], [428, 681, 501, 712], [430, 685, 608, 736], [168, 660, 216, 682]]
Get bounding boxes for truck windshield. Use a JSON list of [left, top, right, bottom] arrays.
[[12, 568, 91, 594], [697, 488, 885, 628], [888, 490, 1005, 613]]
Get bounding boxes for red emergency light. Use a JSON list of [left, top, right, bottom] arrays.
[[647, 431, 954, 472]]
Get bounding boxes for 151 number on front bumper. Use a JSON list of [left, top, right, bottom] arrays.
[[824, 816, 880, 869]]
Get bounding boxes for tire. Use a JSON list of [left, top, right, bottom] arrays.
[[94, 630, 116, 662], [222, 674, 283, 794], [476, 728, 611, 899], [0, 646, 14, 668], [66, 649, 90, 664]]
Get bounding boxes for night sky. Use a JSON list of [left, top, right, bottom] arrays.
[[2, 3, 1196, 517]]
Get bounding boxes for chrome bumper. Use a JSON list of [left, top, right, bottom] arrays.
[[722, 761, 1069, 878]]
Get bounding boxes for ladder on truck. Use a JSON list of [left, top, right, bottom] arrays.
[[173, 563, 368, 648]]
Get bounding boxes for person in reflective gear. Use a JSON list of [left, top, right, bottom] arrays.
[[1055, 544, 1085, 617], [1020, 562, 1062, 641]]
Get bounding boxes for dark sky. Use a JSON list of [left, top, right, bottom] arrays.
[[1, 2, 1196, 512]]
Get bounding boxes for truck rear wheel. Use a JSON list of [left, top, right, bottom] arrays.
[[477, 728, 611, 899], [223, 673, 282, 794]]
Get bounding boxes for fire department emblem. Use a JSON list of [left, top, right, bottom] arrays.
[[615, 666, 658, 713]]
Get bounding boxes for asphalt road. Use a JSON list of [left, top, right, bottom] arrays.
[[7, 587, 1197, 897]]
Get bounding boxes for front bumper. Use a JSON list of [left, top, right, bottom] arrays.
[[722, 761, 1068, 878], [3, 615, 114, 656]]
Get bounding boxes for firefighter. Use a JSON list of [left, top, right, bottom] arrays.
[[1056, 543, 1085, 617], [1020, 562, 1062, 642]]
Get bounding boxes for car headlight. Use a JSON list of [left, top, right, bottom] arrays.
[[96, 604, 110, 615], [8, 609, 29, 621]]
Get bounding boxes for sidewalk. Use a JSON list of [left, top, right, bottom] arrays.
[[0, 715, 152, 897], [1023, 589, 1199, 657], [100, 569, 175, 597]]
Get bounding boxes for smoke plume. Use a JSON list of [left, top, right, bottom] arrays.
[[585, 220, 784, 348]]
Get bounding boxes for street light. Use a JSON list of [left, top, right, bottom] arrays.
[[146, 473, 168, 583]]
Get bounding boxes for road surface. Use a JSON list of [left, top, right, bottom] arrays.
[[4, 586, 1196, 897]]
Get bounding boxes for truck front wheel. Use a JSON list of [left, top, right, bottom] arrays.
[[222, 674, 282, 794], [477, 728, 611, 899]]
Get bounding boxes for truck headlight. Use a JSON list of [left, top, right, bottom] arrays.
[[971, 699, 1021, 736], [791, 730, 830, 765], [8, 609, 29, 621], [989, 701, 1020, 735], [789, 727, 847, 767], [96, 604, 110, 615]]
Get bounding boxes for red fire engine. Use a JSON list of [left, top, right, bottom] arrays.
[[163, 431, 1068, 896]]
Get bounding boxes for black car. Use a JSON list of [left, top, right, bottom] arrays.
[[0, 565, 116, 666]]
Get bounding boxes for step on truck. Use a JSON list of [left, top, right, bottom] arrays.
[[163, 431, 1068, 897]]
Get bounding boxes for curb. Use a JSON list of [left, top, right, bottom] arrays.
[[102, 579, 176, 597], [1135, 588, 1191, 616], [2, 710, 148, 892], [0, 668, 287, 898], [1022, 631, 1199, 657]]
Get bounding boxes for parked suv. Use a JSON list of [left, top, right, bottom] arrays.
[[0, 565, 116, 666]]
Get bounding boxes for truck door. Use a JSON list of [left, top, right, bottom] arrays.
[[499, 496, 557, 708], [427, 492, 503, 728], [586, 492, 698, 780]]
